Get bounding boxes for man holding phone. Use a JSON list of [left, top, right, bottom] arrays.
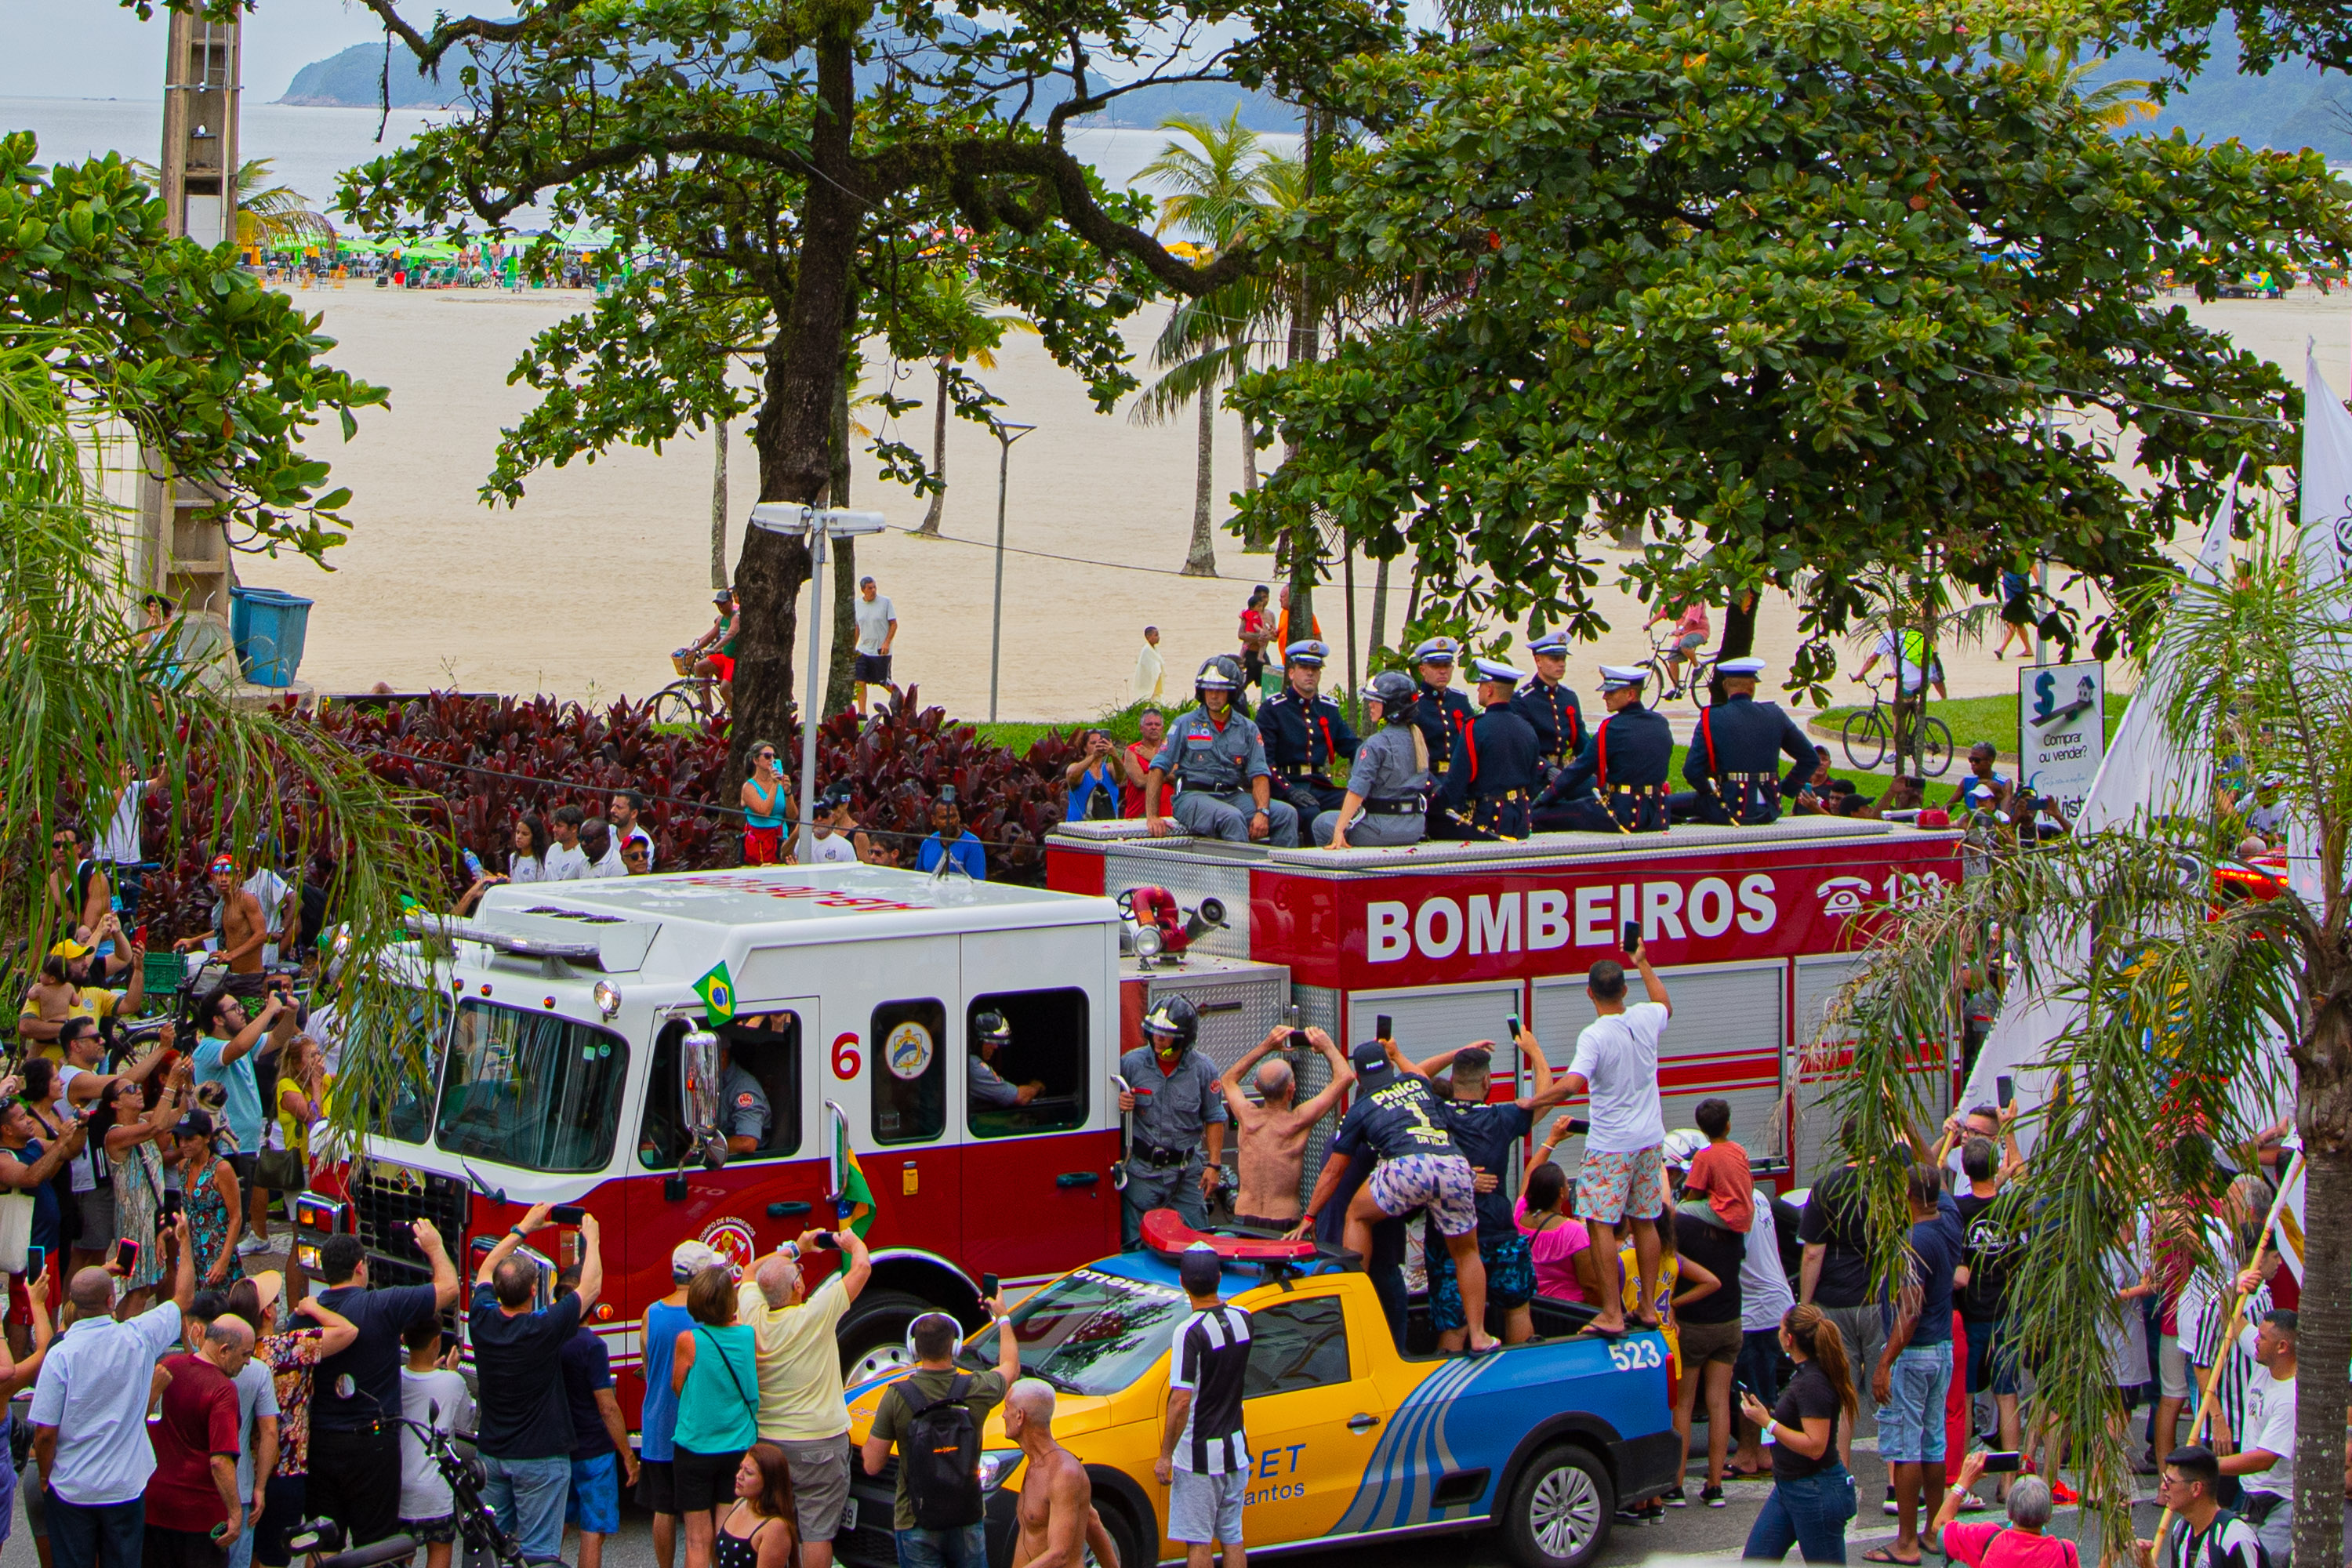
[[1553, 933, 1672, 1338], [739, 1228, 874, 1568]]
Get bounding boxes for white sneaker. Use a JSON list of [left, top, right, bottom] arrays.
[[236, 1234, 272, 1257]]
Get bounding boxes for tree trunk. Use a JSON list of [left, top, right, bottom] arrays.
[[824, 363, 860, 719], [725, 28, 860, 786], [2292, 982, 2352, 1568], [1368, 554, 1392, 668], [1240, 408, 1259, 496], [1182, 380, 1218, 576], [710, 416, 730, 590], [1712, 592, 1758, 705], [915, 358, 948, 536], [1342, 534, 1359, 725], [1278, 106, 1321, 637]]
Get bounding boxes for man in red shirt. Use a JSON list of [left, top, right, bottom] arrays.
[[145, 1316, 252, 1568]]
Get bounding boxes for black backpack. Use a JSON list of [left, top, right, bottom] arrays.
[[901, 1374, 984, 1530]]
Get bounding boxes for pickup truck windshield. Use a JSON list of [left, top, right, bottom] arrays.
[[963, 1267, 1189, 1397], [435, 1001, 627, 1173]]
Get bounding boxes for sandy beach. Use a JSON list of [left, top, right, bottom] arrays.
[[233, 282, 2352, 721]]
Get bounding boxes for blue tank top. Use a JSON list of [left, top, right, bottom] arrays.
[[744, 778, 786, 830]]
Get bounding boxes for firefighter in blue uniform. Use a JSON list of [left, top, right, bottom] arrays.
[[1145, 657, 1302, 845], [1406, 637, 1476, 839], [1670, 656, 1820, 826], [1530, 665, 1673, 833], [1511, 631, 1586, 772], [1441, 658, 1544, 840], [1260, 639, 1360, 820]]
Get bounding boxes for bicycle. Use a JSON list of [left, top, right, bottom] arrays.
[[288, 1404, 529, 1568], [649, 673, 727, 728], [1639, 627, 1719, 704], [1839, 677, 1953, 776]]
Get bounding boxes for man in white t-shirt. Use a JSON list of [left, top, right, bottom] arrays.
[[1556, 937, 1671, 1337], [541, 808, 591, 880], [2222, 1308, 2297, 1566], [853, 577, 898, 713], [808, 791, 860, 865]]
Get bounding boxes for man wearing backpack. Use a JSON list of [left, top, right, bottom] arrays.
[[860, 1294, 1019, 1568]]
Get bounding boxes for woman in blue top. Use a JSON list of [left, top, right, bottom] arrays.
[[739, 741, 789, 866], [670, 1267, 760, 1568], [1064, 729, 1121, 822]]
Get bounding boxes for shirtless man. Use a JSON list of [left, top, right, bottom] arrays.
[[175, 854, 267, 980], [1218, 1026, 1354, 1229], [1005, 1379, 1120, 1568]]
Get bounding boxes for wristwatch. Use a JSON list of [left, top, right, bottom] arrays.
[[508, 1225, 527, 1240]]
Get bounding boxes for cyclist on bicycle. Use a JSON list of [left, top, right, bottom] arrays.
[[681, 588, 739, 702], [1668, 657, 1817, 826], [1649, 599, 1709, 698]]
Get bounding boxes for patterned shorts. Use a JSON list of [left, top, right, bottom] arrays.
[[1574, 1145, 1666, 1226], [1428, 1229, 1538, 1330], [1368, 1152, 1478, 1237]]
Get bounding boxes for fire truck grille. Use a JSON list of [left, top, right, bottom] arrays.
[[350, 1162, 469, 1281]]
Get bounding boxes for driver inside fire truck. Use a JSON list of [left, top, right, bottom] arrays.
[[640, 1011, 803, 1167]]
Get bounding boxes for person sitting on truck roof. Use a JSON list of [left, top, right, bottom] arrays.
[[1670, 658, 1819, 826], [968, 1011, 1043, 1110], [1144, 658, 1301, 848], [1439, 659, 1544, 841], [1217, 1025, 1355, 1231], [1512, 630, 1585, 771], [1316, 671, 1431, 851], [1260, 640, 1359, 822], [1406, 639, 1475, 840], [1530, 666, 1673, 833]]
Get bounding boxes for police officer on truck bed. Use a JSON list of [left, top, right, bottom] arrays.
[[1670, 656, 1819, 825], [1511, 631, 1585, 771], [1441, 658, 1544, 840], [1260, 639, 1359, 820], [1406, 637, 1475, 837], [1530, 664, 1673, 833], [1145, 657, 1303, 846], [1116, 993, 1225, 1249]]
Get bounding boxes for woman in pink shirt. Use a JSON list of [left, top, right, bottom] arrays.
[[1515, 1157, 1599, 1303], [1652, 601, 1711, 696]]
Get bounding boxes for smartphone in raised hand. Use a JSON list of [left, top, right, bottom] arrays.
[[1996, 1073, 2015, 1109], [1622, 921, 1642, 958]]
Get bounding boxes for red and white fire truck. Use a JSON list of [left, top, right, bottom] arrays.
[[301, 815, 1955, 1427]]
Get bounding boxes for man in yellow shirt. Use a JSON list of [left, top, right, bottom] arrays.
[[735, 1228, 874, 1568], [17, 934, 147, 1058]]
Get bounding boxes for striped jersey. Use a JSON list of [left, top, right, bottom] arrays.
[[1169, 1303, 1253, 1475]]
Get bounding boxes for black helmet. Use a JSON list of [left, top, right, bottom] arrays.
[[1140, 993, 1200, 1053], [1195, 656, 1243, 694], [1363, 670, 1419, 718], [974, 1010, 1012, 1048]]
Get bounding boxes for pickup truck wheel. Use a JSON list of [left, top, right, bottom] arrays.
[[837, 1289, 930, 1384], [1503, 1444, 1613, 1568], [1084, 1490, 1149, 1568]]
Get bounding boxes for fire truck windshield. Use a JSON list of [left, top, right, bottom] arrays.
[[960, 1267, 1190, 1397], [434, 1000, 629, 1173]]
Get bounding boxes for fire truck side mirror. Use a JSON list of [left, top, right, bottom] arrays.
[[682, 1029, 728, 1170]]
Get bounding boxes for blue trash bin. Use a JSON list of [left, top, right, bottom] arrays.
[[228, 586, 314, 687]]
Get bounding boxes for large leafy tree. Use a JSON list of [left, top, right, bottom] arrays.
[[1230, 0, 2352, 689], [315, 0, 1396, 785]]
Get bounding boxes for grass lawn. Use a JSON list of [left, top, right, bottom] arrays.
[[1814, 686, 2132, 761]]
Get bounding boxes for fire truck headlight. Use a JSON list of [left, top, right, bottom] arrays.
[[976, 1450, 1023, 1493], [593, 981, 622, 1020]]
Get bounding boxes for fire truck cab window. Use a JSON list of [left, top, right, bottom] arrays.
[[436, 1002, 626, 1174], [873, 999, 948, 1145], [638, 1012, 804, 1169], [965, 989, 1090, 1139]]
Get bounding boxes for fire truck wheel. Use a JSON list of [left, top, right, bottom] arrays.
[[837, 1289, 935, 1383], [1502, 1443, 1614, 1568]]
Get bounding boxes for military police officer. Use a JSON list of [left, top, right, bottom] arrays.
[[1316, 672, 1433, 850], [1115, 994, 1226, 1248], [1406, 638, 1475, 837], [1512, 632, 1586, 771], [1530, 665, 1675, 833], [1442, 658, 1544, 840], [1261, 640, 1360, 819], [1671, 656, 1820, 825], [1144, 657, 1303, 845]]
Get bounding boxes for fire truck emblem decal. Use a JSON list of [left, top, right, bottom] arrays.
[[1817, 876, 1875, 916], [699, 1217, 757, 1276], [884, 1021, 935, 1080]]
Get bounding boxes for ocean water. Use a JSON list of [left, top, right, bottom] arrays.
[[0, 94, 1279, 225]]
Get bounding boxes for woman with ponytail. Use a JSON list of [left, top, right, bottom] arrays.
[[1739, 1303, 1861, 1562]]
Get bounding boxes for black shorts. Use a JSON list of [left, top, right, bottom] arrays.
[[636, 1459, 677, 1515], [255, 1474, 307, 1567], [854, 653, 892, 684], [673, 1446, 746, 1514], [309, 1426, 405, 1547], [143, 1525, 227, 1568]]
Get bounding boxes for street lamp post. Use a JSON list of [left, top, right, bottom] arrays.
[[747, 503, 889, 862], [988, 422, 1036, 723]]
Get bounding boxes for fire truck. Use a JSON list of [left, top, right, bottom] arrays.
[[300, 815, 1955, 1425]]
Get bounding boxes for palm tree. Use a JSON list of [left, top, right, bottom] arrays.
[[909, 267, 1036, 537], [128, 158, 336, 249], [1132, 112, 1280, 575], [1999, 42, 2158, 129]]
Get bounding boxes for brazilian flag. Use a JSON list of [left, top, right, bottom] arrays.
[[836, 1112, 877, 1238], [694, 961, 736, 1024]]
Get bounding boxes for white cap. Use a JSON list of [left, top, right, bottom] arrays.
[[1410, 637, 1458, 663], [1662, 1128, 1708, 1169], [1473, 658, 1524, 684], [1719, 656, 1766, 678], [1598, 664, 1647, 692], [670, 1240, 724, 1280]]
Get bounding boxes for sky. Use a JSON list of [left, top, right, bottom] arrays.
[[1, 0, 385, 101]]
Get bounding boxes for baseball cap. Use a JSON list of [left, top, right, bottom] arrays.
[[1178, 1241, 1222, 1295], [1661, 1128, 1708, 1169], [670, 1240, 723, 1281], [1350, 1040, 1394, 1082], [47, 938, 92, 962]]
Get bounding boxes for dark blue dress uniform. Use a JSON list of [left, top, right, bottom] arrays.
[[1261, 684, 1361, 818], [1406, 640, 1475, 837], [1512, 677, 1585, 769], [1531, 670, 1673, 833], [1670, 674, 1818, 826], [1442, 695, 1544, 840]]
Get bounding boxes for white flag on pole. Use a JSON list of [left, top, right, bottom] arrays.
[[2288, 346, 2352, 907]]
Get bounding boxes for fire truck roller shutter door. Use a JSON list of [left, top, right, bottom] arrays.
[[1342, 983, 1530, 1183], [1788, 955, 1944, 1185], [1531, 961, 1787, 1177], [1145, 967, 1292, 1220]]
